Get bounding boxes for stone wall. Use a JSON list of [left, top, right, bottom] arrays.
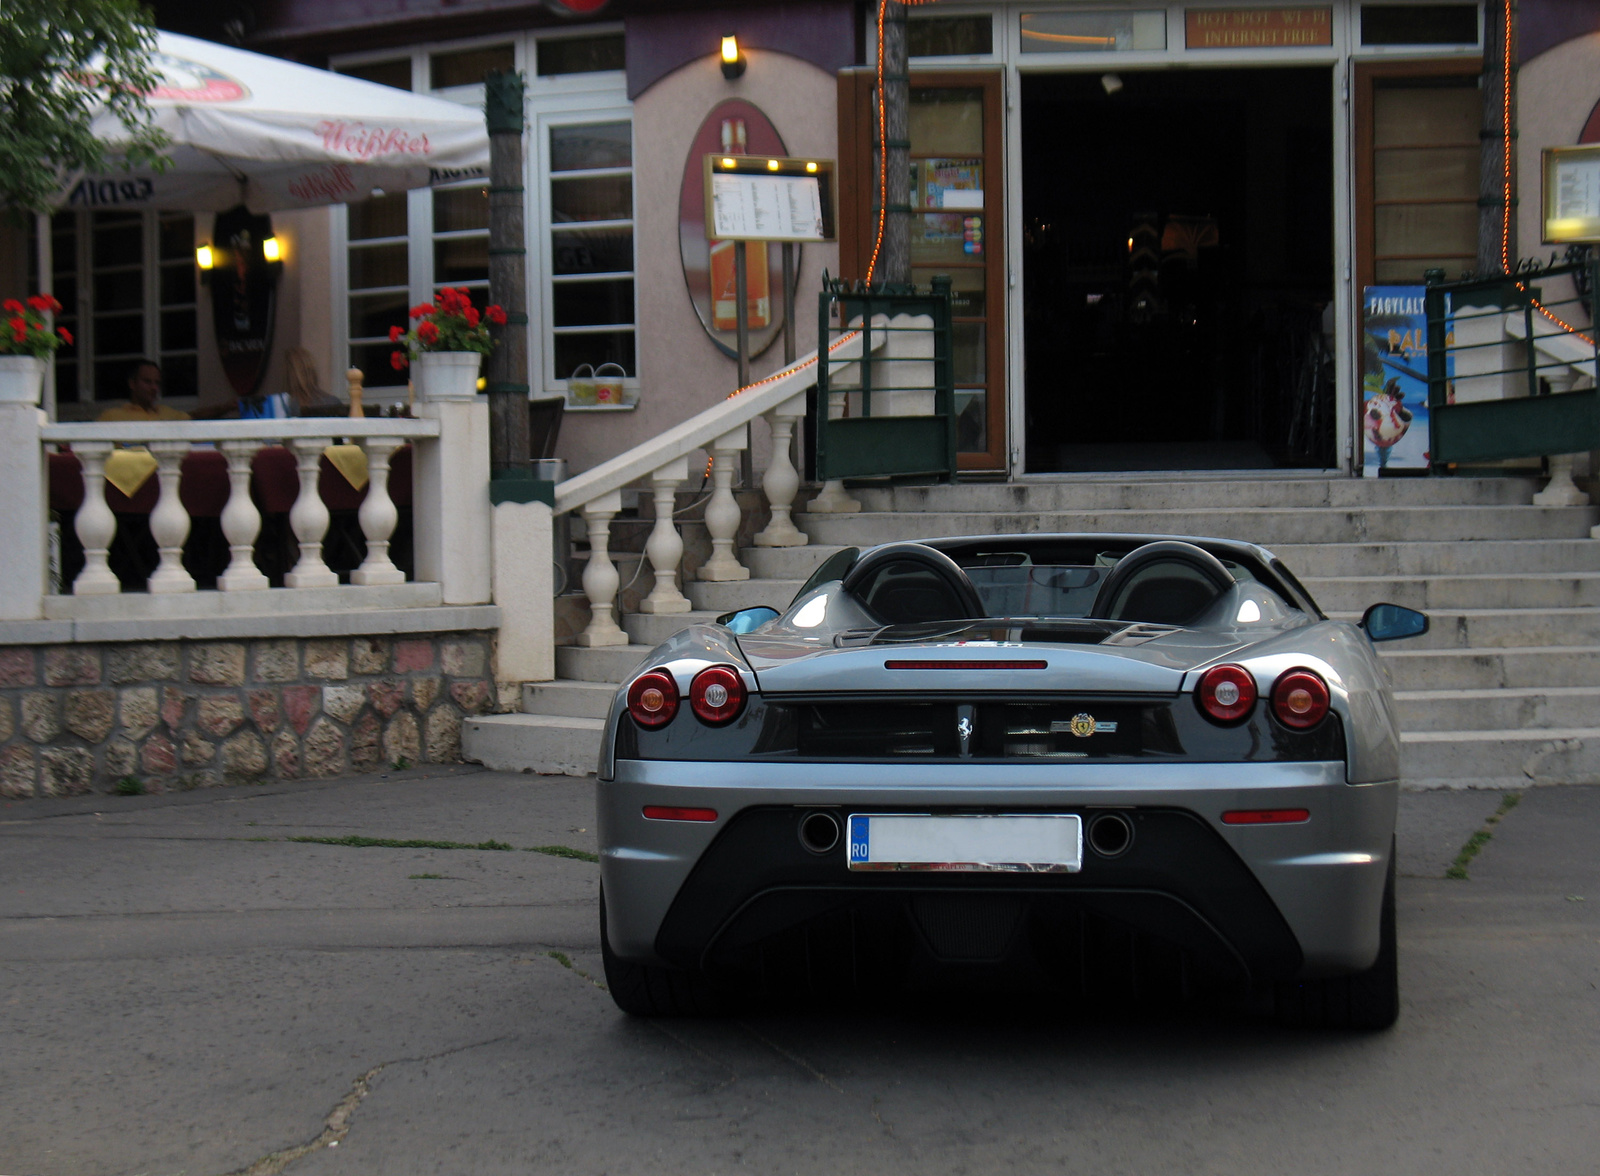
[[0, 631, 497, 797]]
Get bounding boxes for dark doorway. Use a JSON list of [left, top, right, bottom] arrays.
[[1022, 68, 1336, 472]]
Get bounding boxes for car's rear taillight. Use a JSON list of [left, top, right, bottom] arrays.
[[1271, 668, 1331, 729], [626, 670, 679, 728], [1196, 664, 1257, 724], [689, 665, 746, 725]]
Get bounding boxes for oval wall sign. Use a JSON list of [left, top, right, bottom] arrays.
[[679, 100, 793, 360]]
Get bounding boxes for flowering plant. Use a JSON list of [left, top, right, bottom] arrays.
[[389, 287, 506, 370], [1, 294, 73, 359]]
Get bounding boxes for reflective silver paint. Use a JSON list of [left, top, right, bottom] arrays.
[[599, 758, 1396, 979]]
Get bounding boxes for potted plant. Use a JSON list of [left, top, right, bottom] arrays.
[[0, 293, 72, 405], [389, 287, 506, 402]]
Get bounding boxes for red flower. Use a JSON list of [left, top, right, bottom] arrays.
[[436, 287, 462, 314], [2, 300, 22, 315], [486, 304, 507, 325], [7, 316, 23, 333], [26, 296, 48, 311], [390, 350, 408, 370], [57, 327, 73, 345], [410, 304, 431, 320], [417, 320, 440, 345], [464, 306, 480, 327], [388, 325, 404, 342], [11, 327, 24, 343]]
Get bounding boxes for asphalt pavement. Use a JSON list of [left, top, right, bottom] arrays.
[[2, 770, 1596, 1176]]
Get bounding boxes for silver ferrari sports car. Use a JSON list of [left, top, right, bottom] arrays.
[[596, 535, 1428, 1028]]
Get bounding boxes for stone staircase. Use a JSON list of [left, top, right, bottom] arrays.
[[464, 474, 1600, 789]]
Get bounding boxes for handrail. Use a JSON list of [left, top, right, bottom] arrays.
[[41, 418, 440, 444], [553, 329, 871, 516]]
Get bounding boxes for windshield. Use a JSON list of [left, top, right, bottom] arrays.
[[958, 553, 1255, 620]]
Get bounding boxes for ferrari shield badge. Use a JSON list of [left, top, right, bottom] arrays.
[[1058, 713, 1117, 738]]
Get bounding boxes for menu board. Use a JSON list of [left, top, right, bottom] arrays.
[[710, 173, 826, 242], [1543, 146, 1600, 243]]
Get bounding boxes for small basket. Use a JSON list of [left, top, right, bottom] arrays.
[[567, 363, 597, 406], [593, 362, 627, 405]]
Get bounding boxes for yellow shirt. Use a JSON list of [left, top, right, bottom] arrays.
[[97, 403, 190, 422]]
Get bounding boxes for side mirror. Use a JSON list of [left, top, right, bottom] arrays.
[[718, 606, 780, 634], [1361, 602, 1429, 642]]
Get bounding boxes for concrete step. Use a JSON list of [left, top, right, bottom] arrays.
[[1378, 645, 1600, 690], [522, 679, 617, 721], [686, 577, 804, 613], [1393, 686, 1600, 732], [554, 643, 653, 684], [461, 713, 601, 778], [743, 544, 841, 580], [851, 476, 1538, 513], [798, 505, 1598, 548], [623, 610, 720, 647], [1331, 607, 1600, 650], [1305, 572, 1600, 612], [1272, 539, 1600, 577], [1400, 727, 1600, 788]]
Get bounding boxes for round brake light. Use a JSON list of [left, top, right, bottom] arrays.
[[1272, 668, 1331, 729], [1196, 664, 1257, 724], [626, 670, 679, 728], [689, 665, 746, 725]]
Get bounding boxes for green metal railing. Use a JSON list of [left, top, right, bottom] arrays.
[[1424, 256, 1600, 467], [815, 274, 955, 483]]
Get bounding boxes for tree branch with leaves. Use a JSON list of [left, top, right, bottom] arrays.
[[0, 0, 170, 222]]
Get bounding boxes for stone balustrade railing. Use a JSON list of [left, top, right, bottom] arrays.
[[2, 399, 495, 624], [39, 419, 440, 600], [553, 330, 878, 647]]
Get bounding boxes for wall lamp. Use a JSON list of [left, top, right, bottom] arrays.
[[720, 33, 745, 79], [196, 243, 215, 272]]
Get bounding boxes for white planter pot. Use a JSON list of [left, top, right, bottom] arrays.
[[414, 350, 482, 402], [0, 355, 45, 405]]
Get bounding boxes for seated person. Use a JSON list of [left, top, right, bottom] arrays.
[[97, 359, 190, 422], [238, 348, 344, 419]]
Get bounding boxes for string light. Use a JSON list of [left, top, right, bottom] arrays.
[[1495, 1, 1594, 343], [866, 0, 942, 285]]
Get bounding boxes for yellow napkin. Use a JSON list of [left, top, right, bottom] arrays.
[[103, 448, 159, 498], [323, 443, 369, 491]]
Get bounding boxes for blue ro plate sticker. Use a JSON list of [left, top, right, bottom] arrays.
[[845, 814, 1083, 873]]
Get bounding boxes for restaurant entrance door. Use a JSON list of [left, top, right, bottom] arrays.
[[1021, 67, 1336, 472]]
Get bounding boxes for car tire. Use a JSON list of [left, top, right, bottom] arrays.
[[600, 889, 725, 1017], [1274, 840, 1399, 1031]]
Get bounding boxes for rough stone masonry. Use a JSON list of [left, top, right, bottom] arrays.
[[0, 631, 498, 797]]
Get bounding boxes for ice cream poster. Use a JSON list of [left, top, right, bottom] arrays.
[[1362, 286, 1444, 475]]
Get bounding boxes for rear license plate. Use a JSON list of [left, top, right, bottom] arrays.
[[845, 814, 1083, 873]]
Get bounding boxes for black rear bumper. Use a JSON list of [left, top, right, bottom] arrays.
[[655, 806, 1304, 995]]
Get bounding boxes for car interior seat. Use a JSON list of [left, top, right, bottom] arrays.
[[1089, 540, 1236, 626], [842, 542, 987, 625]]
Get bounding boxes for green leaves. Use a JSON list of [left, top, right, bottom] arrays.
[[0, 0, 171, 221]]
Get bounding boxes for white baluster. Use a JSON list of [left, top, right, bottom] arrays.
[[285, 437, 338, 588], [217, 441, 268, 591], [754, 394, 808, 547], [70, 442, 120, 595], [699, 426, 750, 582], [1532, 369, 1591, 507], [352, 437, 405, 585], [146, 441, 195, 594], [576, 490, 627, 646], [638, 456, 691, 614], [807, 479, 861, 513]]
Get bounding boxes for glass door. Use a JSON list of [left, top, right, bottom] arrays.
[[840, 69, 1007, 471]]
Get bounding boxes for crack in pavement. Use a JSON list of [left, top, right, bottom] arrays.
[[215, 1034, 511, 1176]]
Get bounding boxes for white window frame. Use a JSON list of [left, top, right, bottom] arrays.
[[329, 28, 634, 401], [37, 208, 200, 412]]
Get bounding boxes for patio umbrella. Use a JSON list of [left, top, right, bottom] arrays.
[[59, 31, 489, 212]]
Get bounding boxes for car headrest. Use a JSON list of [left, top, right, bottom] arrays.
[[1089, 540, 1235, 625], [842, 542, 987, 625]]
